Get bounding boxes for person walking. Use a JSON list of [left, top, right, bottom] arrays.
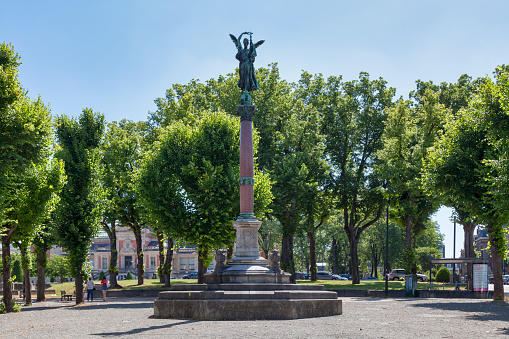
[[86, 277, 95, 302], [101, 276, 108, 302]]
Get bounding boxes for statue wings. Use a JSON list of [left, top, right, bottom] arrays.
[[229, 34, 242, 50], [254, 40, 265, 49], [230, 33, 265, 50]]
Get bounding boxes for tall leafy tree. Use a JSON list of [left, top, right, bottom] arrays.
[[298, 72, 395, 283], [54, 109, 105, 305], [377, 89, 447, 274], [267, 100, 328, 282], [422, 97, 507, 300], [102, 120, 148, 285], [11, 158, 64, 305], [0, 43, 55, 312], [138, 111, 272, 283]]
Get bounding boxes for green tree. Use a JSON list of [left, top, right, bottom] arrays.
[[11, 158, 64, 305], [11, 258, 22, 282], [138, 111, 272, 283], [422, 97, 507, 300], [101, 120, 149, 286], [45, 254, 70, 283], [298, 71, 395, 284], [1, 43, 54, 312], [54, 109, 105, 305], [377, 89, 447, 274]]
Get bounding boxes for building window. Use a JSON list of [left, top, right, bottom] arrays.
[[180, 258, 186, 270], [150, 257, 156, 268], [189, 258, 195, 271], [102, 257, 108, 270]]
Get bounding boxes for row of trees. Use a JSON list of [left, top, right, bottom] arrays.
[[2, 42, 508, 314]]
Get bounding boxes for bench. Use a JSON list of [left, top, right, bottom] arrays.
[[61, 290, 74, 301]]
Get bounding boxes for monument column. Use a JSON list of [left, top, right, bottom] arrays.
[[229, 103, 264, 262]]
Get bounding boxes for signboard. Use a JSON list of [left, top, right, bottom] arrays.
[[473, 264, 488, 292], [405, 274, 417, 297]]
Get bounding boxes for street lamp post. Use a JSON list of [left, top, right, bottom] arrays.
[[385, 203, 389, 297], [453, 218, 456, 283]]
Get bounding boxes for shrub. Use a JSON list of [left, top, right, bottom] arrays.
[[99, 271, 105, 280], [435, 267, 451, 283], [125, 272, 133, 280], [11, 259, 23, 283]]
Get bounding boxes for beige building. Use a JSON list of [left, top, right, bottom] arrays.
[[89, 226, 203, 279]]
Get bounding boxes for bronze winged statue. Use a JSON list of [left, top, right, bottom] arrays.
[[229, 32, 264, 93]]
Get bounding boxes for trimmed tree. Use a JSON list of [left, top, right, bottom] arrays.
[[54, 109, 105, 305]]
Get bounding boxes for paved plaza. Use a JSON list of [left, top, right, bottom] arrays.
[[0, 296, 508, 338]]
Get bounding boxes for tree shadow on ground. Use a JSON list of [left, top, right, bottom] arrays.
[[91, 320, 196, 336], [411, 300, 509, 335], [69, 301, 155, 311]]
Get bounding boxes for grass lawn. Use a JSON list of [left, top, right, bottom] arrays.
[[297, 280, 460, 291], [48, 278, 459, 294], [47, 279, 196, 295]]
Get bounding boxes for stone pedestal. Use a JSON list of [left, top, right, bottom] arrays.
[[154, 284, 342, 320]]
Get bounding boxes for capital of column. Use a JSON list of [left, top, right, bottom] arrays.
[[237, 105, 256, 121]]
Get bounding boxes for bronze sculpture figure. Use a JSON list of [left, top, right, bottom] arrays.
[[229, 32, 264, 93]]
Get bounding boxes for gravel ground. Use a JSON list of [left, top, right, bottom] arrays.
[[0, 297, 508, 338]]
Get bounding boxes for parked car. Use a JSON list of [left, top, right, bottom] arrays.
[[295, 272, 310, 280], [316, 271, 344, 280], [182, 272, 198, 279], [387, 269, 427, 282], [361, 276, 379, 281], [502, 275, 509, 285], [338, 274, 352, 280]]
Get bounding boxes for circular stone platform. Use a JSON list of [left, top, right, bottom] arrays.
[[153, 283, 342, 320]]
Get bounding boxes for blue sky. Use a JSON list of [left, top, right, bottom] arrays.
[[3, 0, 508, 257]]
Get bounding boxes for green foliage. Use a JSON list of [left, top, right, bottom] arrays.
[[45, 255, 70, 281], [0, 298, 21, 314], [0, 42, 22, 112], [435, 267, 451, 283], [54, 109, 105, 280], [99, 270, 105, 280], [415, 247, 442, 272], [125, 271, 133, 280], [138, 111, 270, 257], [11, 258, 22, 282]]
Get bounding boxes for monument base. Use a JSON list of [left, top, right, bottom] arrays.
[[153, 284, 342, 320]]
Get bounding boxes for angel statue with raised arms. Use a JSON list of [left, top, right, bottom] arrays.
[[229, 32, 264, 93]]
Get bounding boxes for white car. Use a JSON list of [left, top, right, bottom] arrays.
[[316, 271, 346, 280]]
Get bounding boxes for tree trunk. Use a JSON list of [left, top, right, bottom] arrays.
[[348, 234, 361, 284], [331, 237, 339, 275], [36, 247, 47, 302], [23, 267, 31, 305], [102, 219, 120, 289], [197, 247, 208, 284], [109, 221, 119, 288], [75, 269, 84, 305], [132, 225, 144, 285], [281, 234, 295, 283], [163, 238, 173, 287], [405, 215, 413, 248], [307, 231, 317, 281], [156, 230, 165, 283], [487, 221, 505, 300], [1, 231, 14, 313], [462, 221, 476, 290]]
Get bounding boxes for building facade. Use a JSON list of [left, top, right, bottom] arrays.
[[89, 226, 202, 279]]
